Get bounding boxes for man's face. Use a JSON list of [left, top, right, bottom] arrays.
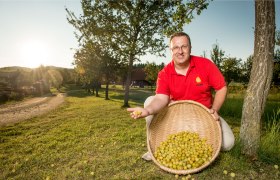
[[170, 36, 191, 66]]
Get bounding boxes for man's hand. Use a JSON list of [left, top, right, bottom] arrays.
[[127, 107, 150, 119], [209, 109, 220, 121]]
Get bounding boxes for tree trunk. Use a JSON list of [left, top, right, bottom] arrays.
[[105, 81, 109, 100], [91, 81, 95, 95], [95, 81, 100, 97], [240, 0, 275, 159], [123, 55, 134, 107]]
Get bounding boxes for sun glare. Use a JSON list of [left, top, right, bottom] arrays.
[[20, 40, 50, 68]]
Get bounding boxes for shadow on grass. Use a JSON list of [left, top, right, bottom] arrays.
[[63, 84, 155, 105], [129, 89, 155, 104], [103, 88, 155, 107], [110, 94, 124, 101], [66, 90, 93, 98]]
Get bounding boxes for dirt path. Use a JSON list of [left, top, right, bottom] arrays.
[[0, 93, 66, 126]]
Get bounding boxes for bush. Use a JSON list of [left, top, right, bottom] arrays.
[[269, 85, 280, 94], [9, 92, 24, 101], [0, 94, 9, 103]]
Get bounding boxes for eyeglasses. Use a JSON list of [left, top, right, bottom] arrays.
[[171, 45, 189, 53]]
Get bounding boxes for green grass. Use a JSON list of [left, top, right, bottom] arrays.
[[259, 109, 280, 164], [0, 85, 279, 179]]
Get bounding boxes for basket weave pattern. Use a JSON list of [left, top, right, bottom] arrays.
[[147, 100, 222, 175]]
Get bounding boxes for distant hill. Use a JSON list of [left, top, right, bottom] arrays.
[[0, 66, 33, 72], [0, 66, 74, 72]]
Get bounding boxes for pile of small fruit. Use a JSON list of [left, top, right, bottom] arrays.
[[154, 131, 213, 170]]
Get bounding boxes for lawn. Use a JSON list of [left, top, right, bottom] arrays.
[[0, 85, 279, 179]]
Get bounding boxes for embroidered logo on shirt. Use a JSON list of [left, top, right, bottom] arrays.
[[196, 76, 203, 86], [196, 76, 201, 83]]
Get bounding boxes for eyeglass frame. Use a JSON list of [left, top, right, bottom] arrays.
[[170, 44, 190, 53]]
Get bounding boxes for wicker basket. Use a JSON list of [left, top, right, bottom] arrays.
[[147, 100, 222, 175]]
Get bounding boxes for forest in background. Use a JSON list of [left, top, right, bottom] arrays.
[[0, 66, 75, 103]]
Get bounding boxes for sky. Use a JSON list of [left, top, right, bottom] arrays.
[[0, 0, 279, 69]]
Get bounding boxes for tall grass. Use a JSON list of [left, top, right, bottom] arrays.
[[220, 91, 280, 126], [220, 90, 280, 164], [259, 108, 280, 163]]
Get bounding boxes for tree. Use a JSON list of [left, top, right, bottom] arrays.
[[241, 55, 253, 83], [73, 42, 103, 96], [221, 57, 242, 84], [79, 41, 122, 100], [98, 48, 123, 100], [67, 3, 123, 98], [201, 50, 207, 58], [59, 68, 76, 85], [240, 0, 275, 159], [210, 43, 225, 69], [47, 69, 63, 91], [276, 29, 280, 45], [144, 62, 165, 86], [272, 49, 280, 85], [66, 0, 211, 107], [273, 30, 280, 85]]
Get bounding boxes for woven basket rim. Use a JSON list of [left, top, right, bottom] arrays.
[[147, 100, 222, 175]]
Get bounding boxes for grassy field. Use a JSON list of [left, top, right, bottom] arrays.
[[0, 84, 279, 179]]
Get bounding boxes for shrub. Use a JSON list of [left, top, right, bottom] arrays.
[[9, 92, 24, 101]]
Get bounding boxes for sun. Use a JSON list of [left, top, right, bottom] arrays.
[[20, 40, 50, 68]]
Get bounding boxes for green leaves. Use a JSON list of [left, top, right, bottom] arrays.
[[144, 62, 164, 86], [66, 0, 211, 106], [67, 0, 211, 62]]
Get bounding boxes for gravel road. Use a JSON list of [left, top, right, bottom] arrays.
[[0, 93, 66, 126]]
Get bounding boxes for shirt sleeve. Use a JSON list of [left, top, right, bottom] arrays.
[[155, 69, 170, 95], [208, 61, 226, 90]]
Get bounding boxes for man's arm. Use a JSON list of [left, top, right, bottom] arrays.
[[210, 86, 227, 120], [127, 94, 169, 119]]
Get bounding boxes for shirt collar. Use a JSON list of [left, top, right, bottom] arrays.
[[170, 55, 195, 75]]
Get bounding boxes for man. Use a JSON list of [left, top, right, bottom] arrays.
[[127, 32, 234, 160]]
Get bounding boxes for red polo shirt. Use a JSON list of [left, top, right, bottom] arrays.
[[156, 55, 226, 108]]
